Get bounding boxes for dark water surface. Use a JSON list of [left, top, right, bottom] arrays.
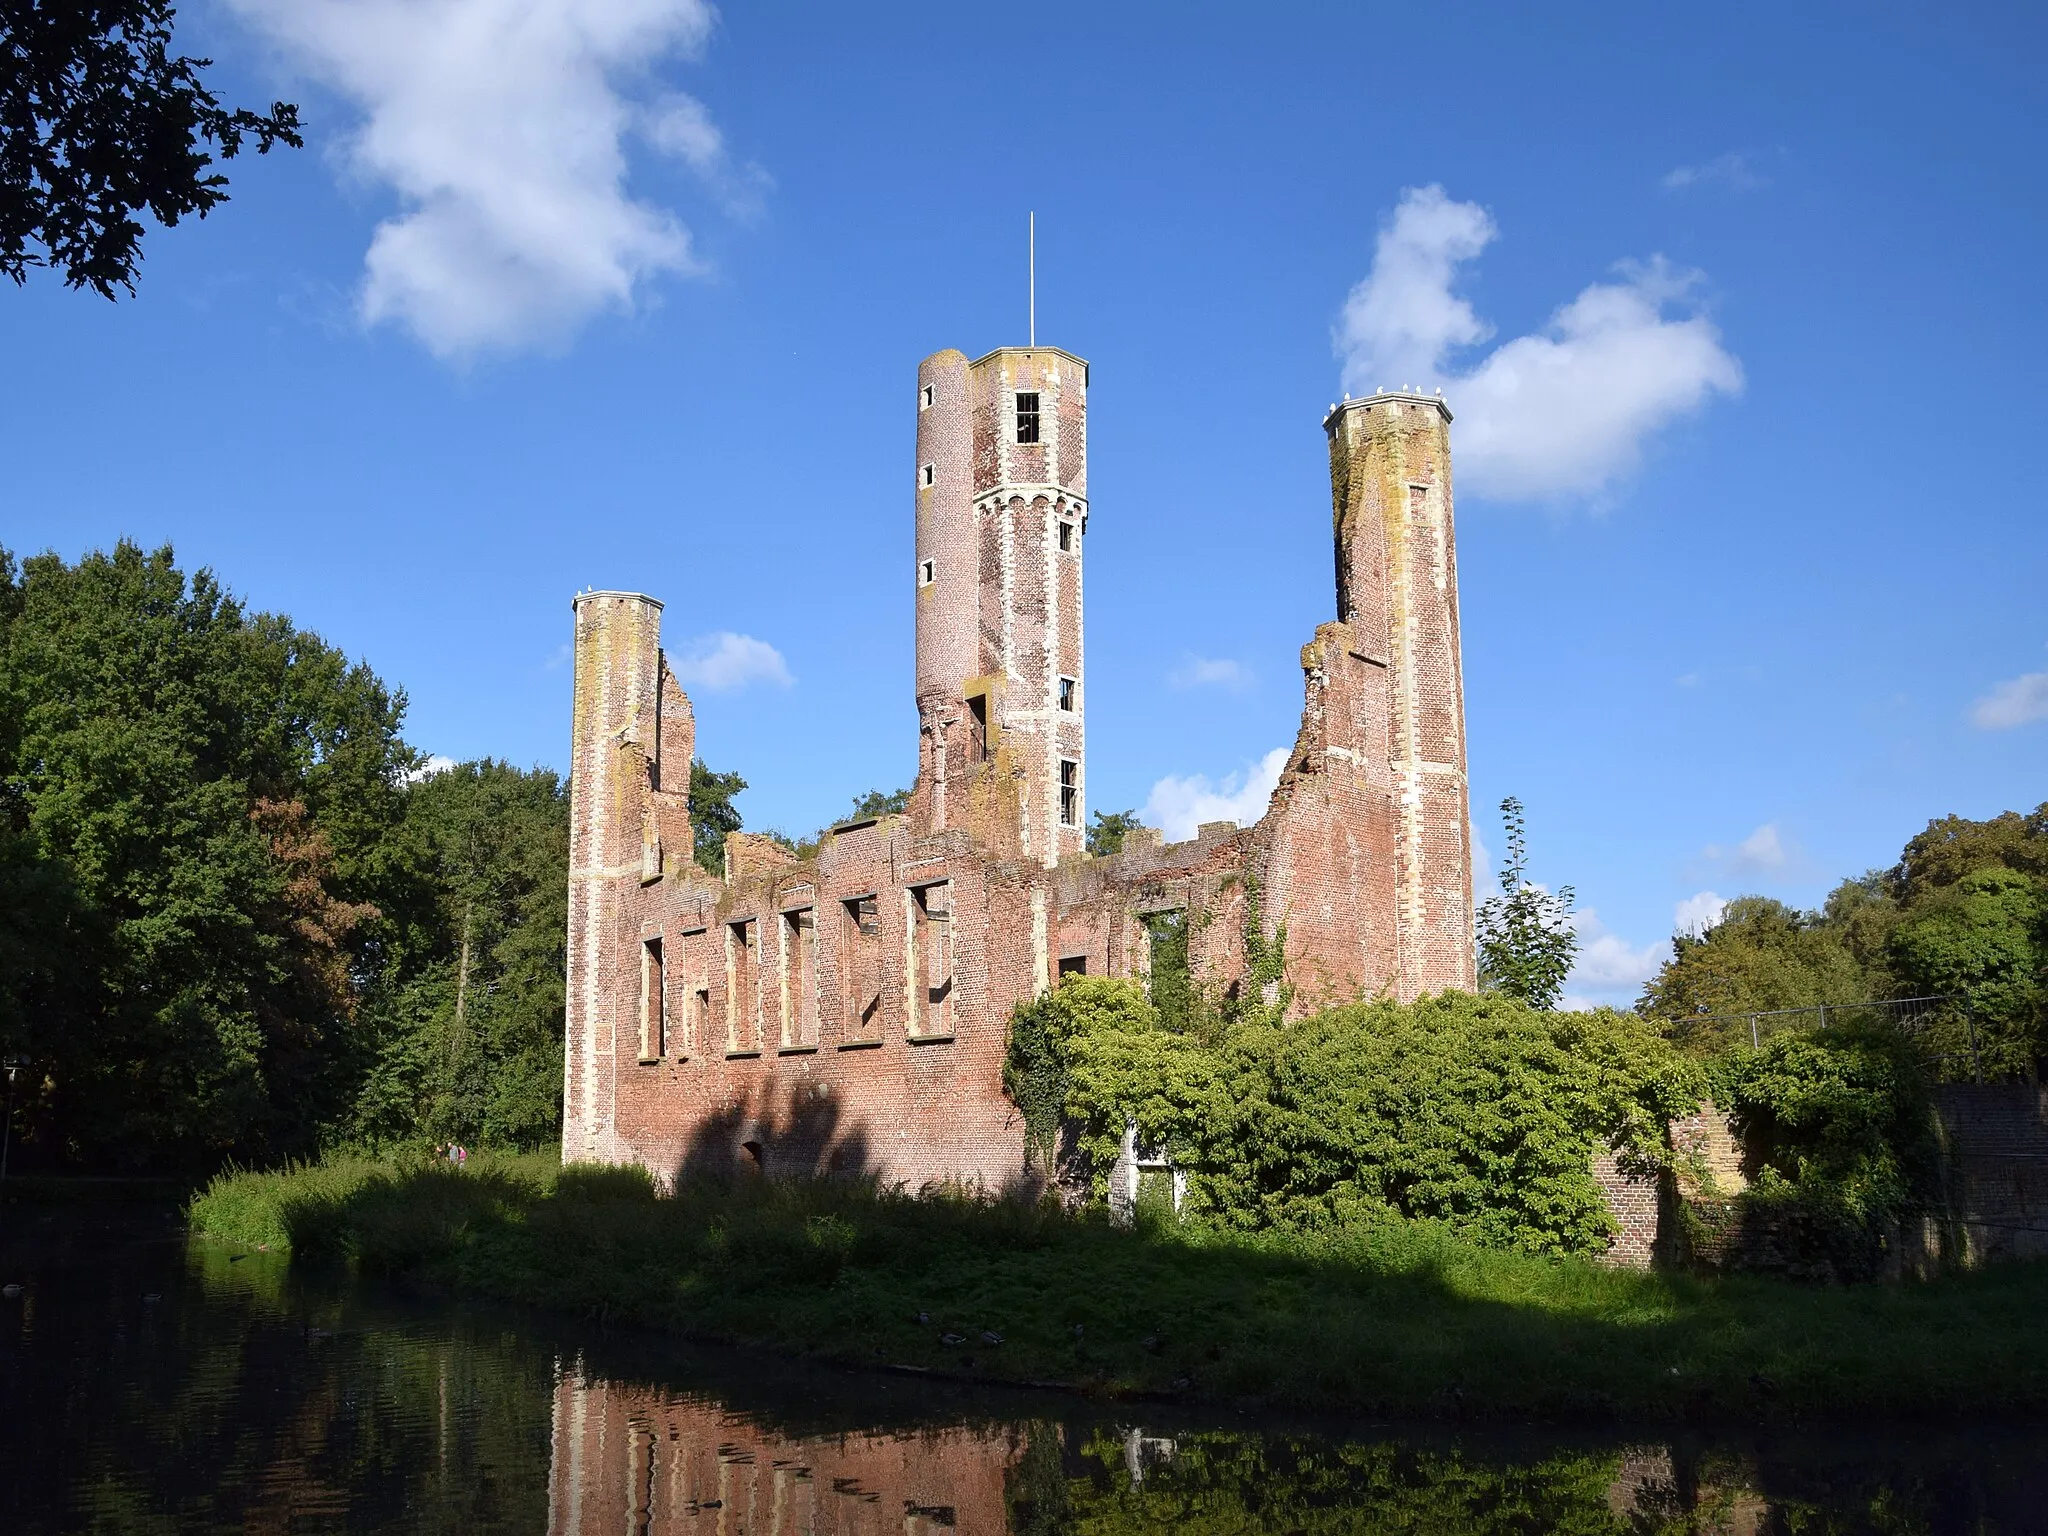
[[4, 1207, 2048, 1533]]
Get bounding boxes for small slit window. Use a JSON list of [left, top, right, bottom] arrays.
[[1059, 758, 1079, 827], [1015, 392, 1040, 444], [921, 463, 935, 487], [1057, 519, 1076, 552], [1057, 675, 1076, 712], [919, 384, 934, 410], [918, 559, 935, 586]]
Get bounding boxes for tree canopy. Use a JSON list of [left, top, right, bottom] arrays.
[[2, 1, 302, 296], [1475, 797, 1578, 1009]]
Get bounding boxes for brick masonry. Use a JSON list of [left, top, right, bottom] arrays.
[[563, 358, 1476, 1190], [1591, 1086, 2048, 1271]]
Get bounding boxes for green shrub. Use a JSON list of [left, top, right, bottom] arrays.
[[1008, 982, 1702, 1257]]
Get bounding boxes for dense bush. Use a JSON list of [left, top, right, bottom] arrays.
[[1010, 979, 1703, 1257], [1708, 1021, 1940, 1276]]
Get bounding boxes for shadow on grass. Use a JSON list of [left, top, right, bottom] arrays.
[[188, 1151, 2048, 1426]]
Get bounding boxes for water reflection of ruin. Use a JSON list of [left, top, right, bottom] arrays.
[[546, 1366, 1020, 1535]]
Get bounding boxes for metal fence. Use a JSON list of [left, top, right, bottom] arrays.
[[1682, 995, 1986, 1079]]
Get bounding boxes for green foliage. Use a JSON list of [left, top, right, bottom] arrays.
[[1010, 980, 1699, 1256], [1711, 1023, 1939, 1278], [843, 785, 911, 821], [1085, 808, 1144, 857], [1475, 797, 1578, 1010], [1640, 897, 1872, 1050], [1, 1, 303, 296], [345, 760, 569, 1151], [1889, 868, 2044, 1074], [1637, 804, 2047, 1076], [191, 1149, 2048, 1422], [1002, 991, 1072, 1177], [0, 541, 408, 1168], [687, 758, 746, 874]]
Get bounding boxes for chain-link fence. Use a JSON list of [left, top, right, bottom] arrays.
[[1680, 995, 1987, 1079]]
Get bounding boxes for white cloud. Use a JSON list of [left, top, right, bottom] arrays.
[[1169, 655, 1251, 690], [402, 753, 457, 784], [1971, 666, 2048, 730], [228, 0, 744, 359], [1567, 906, 1665, 994], [1335, 185, 1743, 502], [1143, 747, 1288, 843], [1662, 153, 1764, 191], [669, 632, 792, 692], [1673, 890, 1728, 937]]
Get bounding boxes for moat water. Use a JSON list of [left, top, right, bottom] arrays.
[[3, 1205, 2046, 1534]]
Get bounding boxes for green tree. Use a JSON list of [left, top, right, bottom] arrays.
[[687, 759, 745, 875], [0, 541, 407, 1167], [347, 761, 569, 1149], [1086, 808, 1144, 857], [1475, 797, 1577, 1010], [2, 1, 302, 296], [844, 785, 910, 820], [1889, 867, 2044, 1075]]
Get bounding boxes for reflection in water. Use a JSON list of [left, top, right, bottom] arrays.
[[2, 1206, 2045, 1533]]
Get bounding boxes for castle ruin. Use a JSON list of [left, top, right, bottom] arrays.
[[562, 344, 1475, 1189]]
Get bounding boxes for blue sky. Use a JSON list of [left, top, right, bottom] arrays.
[[5, 2, 2043, 1006]]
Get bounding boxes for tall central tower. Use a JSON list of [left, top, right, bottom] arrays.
[[913, 346, 1089, 866]]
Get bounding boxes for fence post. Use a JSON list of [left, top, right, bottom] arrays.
[[1817, 1001, 1827, 1032], [1966, 1003, 1982, 1083], [1750, 1014, 1759, 1051]]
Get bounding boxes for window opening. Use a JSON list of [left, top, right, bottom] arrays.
[[1057, 519, 1075, 552], [841, 895, 883, 1037], [726, 920, 758, 1051], [918, 559, 935, 586], [782, 907, 817, 1046], [1059, 758, 1079, 827], [1058, 954, 1088, 977], [1145, 909, 1195, 1033], [1015, 391, 1040, 444], [1057, 675, 1076, 712], [921, 463, 935, 487], [919, 384, 933, 410], [967, 694, 990, 763], [912, 882, 953, 1036], [640, 936, 665, 1062]]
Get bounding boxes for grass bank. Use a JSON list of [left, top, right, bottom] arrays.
[[189, 1154, 2048, 1423]]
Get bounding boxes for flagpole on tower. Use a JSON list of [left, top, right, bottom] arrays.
[[1029, 211, 1036, 347]]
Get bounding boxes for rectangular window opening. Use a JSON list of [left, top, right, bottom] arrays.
[[921, 463, 935, 487], [726, 920, 758, 1052], [967, 694, 990, 763], [1059, 758, 1079, 828], [918, 559, 935, 586], [912, 882, 954, 1037], [1058, 954, 1088, 978], [841, 895, 884, 1039], [1057, 675, 1076, 712], [640, 936, 665, 1062], [919, 383, 934, 410], [782, 908, 817, 1047], [1057, 519, 1075, 552], [1015, 391, 1040, 444]]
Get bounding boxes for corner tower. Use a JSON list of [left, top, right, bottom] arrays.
[[914, 345, 1089, 867], [1324, 390, 1476, 995]]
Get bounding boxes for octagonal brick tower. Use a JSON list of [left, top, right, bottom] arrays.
[[1324, 389, 1477, 996], [914, 345, 1089, 867]]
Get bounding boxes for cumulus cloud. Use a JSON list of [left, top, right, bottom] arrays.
[[1673, 890, 1728, 937], [402, 753, 457, 784], [1662, 153, 1764, 191], [1566, 906, 1666, 996], [1971, 665, 2048, 730], [1143, 747, 1288, 843], [1335, 185, 1743, 501], [670, 632, 792, 692], [1703, 823, 1787, 874], [1169, 655, 1252, 691], [228, 0, 747, 359]]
